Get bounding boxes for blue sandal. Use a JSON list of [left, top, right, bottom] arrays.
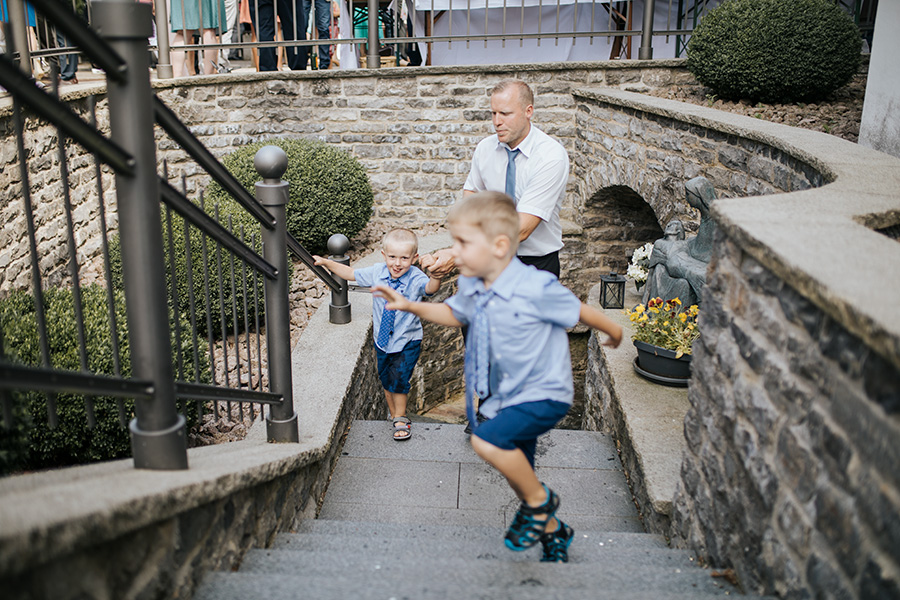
[[504, 484, 559, 551], [540, 520, 574, 562]]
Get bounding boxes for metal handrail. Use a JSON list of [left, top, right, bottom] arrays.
[[154, 97, 276, 230], [0, 0, 327, 471]]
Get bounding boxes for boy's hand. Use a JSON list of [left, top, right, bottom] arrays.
[[313, 255, 326, 266], [373, 285, 410, 311], [601, 324, 623, 349], [419, 248, 455, 278]]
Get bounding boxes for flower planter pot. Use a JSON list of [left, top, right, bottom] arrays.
[[633, 340, 691, 387]]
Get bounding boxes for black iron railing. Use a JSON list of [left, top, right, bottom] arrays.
[[0, 0, 343, 471], [0, 0, 879, 77]]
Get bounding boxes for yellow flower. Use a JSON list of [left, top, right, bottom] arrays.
[[672, 298, 682, 306], [679, 313, 687, 322]]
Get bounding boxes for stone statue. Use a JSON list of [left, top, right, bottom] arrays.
[[642, 176, 717, 307]]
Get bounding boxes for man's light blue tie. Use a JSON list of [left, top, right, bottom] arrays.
[[376, 278, 402, 350], [505, 148, 520, 199], [464, 290, 493, 426]]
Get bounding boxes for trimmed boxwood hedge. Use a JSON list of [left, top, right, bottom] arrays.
[[686, 0, 862, 104], [0, 284, 206, 475], [206, 138, 374, 255]]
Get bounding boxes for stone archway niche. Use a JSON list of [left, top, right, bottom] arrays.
[[581, 184, 665, 287]]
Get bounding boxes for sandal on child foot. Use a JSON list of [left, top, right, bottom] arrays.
[[392, 416, 411, 441], [540, 520, 574, 563], [504, 484, 559, 551]]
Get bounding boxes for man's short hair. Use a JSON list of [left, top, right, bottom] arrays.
[[490, 79, 534, 109], [383, 228, 418, 254], [448, 192, 520, 254]]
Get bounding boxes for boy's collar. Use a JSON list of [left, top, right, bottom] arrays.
[[463, 257, 524, 301]]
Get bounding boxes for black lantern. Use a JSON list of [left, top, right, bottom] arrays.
[[599, 272, 626, 309]]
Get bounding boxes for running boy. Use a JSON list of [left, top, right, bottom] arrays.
[[314, 229, 442, 441], [374, 193, 622, 561]]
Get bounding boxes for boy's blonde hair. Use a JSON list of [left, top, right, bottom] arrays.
[[382, 228, 419, 254], [448, 192, 520, 254]]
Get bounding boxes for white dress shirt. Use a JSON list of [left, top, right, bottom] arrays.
[[464, 125, 569, 257]]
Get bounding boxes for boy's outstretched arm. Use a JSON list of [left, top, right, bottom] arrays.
[[579, 303, 623, 348], [313, 255, 355, 282], [425, 274, 443, 295], [374, 285, 462, 328]]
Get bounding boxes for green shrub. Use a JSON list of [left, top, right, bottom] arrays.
[[686, 0, 862, 103], [0, 284, 206, 475], [206, 138, 374, 255]]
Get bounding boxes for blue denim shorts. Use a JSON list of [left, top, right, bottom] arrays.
[[472, 400, 570, 467], [375, 339, 421, 394]]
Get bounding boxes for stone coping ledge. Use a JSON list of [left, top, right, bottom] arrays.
[[587, 282, 689, 533], [576, 88, 900, 371], [0, 232, 448, 579], [0, 58, 687, 115]]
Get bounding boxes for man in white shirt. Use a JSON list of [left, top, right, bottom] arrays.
[[421, 79, 570, 277]]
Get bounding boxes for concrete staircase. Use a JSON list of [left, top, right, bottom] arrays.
[[195, 420, 765, 599]]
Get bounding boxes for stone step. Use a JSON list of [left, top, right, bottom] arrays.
[[294, 518, 667, 548], [316, 502, 646, 531], [240, 545, 702, 572], [270, 532, 695, 564], [195, 571, 759, 600]]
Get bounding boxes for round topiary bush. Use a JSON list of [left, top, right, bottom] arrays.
[[0, 284, 206, 475], [206, 138, 374, 255], [686, 0, 862, 104]]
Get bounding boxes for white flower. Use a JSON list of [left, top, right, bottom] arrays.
[[632, 242, 654, 262], [627, 263, 648, 283]]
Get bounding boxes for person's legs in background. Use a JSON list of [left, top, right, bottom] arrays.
[[278, 0, 308, 71], [200, 27, 218, 74], [55, 30, 78, 82], [248, 0, 278, 71], [217, 0, 237, 71]]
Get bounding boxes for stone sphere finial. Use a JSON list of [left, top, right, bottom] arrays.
[[327, 234, 351, 256], [254, 145, 288, 180]]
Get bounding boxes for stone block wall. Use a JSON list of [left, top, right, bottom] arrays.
[[670, 231, 900, 599], [0, 96, 117, 294], [0, 61, 696, 298]]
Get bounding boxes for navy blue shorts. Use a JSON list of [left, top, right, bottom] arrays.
[[375, 340, 421, 394], [472, 400, 570, 467]]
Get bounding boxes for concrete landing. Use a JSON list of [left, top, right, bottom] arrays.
[[320, 420, 645, 533]]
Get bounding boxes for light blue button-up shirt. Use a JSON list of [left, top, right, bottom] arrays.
[[445, 258, 582, 419], [354, 263, 433, 353]]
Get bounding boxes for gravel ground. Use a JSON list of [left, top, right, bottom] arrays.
[[191, 78, 867, 445], [643, 73, 867, 143]]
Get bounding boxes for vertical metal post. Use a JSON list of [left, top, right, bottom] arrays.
[[366, 0, 380, 68], [94, 0, 188, 470], [327, 234, 351, 325], [152, 0, 174, 79], [638, 0, 655, 60], [7, 0, 32, 74], [254, 146, 299, 443]]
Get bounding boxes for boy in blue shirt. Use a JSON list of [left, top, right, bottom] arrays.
[[315, 229, 442, 441], [375, 192, 622, 562]]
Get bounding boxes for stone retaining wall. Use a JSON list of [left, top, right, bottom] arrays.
[[671, 232, 900, 599], [579, 90, 900, 598]]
